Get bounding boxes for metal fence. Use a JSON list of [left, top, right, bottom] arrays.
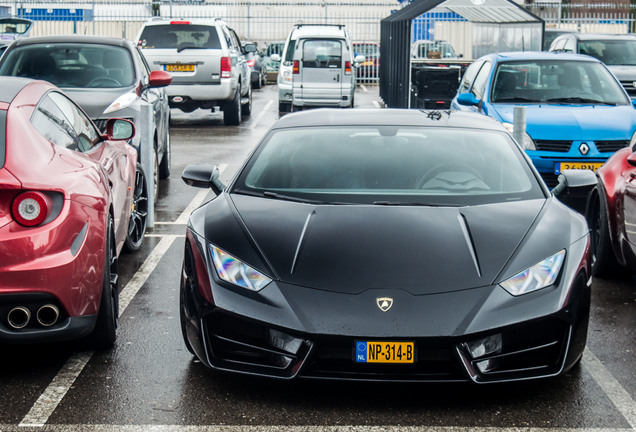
[[527, 2, 636, 33], [0, 0, 396, 44]]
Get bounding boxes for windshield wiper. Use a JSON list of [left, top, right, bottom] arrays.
[[544, 97, 617, 105], [372, 201, 461, 207], [233, 189, 323, 204], [176, 46, 207, 53], [494, 97, 536, 103]]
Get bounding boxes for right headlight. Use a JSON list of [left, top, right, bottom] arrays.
[[502, 122, 536, 150], [210, 244, 272, 291], [500, 250, 566, 296]]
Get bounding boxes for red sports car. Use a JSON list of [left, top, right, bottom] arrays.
[[586, 145, 636, 276], [0, 77, 146, 348]]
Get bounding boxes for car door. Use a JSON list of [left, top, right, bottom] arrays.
[[43, 91, 131, 244], [227, 27, 249, 96], [297, 38, 344, 104], [135, 46, 167, 154], [621, 151, 636, 252]]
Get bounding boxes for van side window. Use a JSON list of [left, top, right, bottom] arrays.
[[303, 39, 341, 68]]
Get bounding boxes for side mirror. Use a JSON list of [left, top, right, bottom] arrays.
[[552, 169, 598, 214], [270, 53, 281, 62], [243, 43, 257, 53], [105, 118, 135, 141], [354, 55, 365, 64], [182, 164, 225, 196], [148, 70, 172, 88], [456, 93, 480, 107]]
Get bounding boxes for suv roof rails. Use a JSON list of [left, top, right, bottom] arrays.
[[294, 23, 345, 29]]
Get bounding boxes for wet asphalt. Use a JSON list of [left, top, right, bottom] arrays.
[[0, 84, 634, 432]]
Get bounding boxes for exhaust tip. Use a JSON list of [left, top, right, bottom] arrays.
[[7, 306, 31, 329], [36, 304, 60, 327]]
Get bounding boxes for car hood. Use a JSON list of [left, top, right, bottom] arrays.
[[491, 103, 636, 140], [607, 65, 636, 81], [62, 87, 134, 119], [197, 194, 556, 296]]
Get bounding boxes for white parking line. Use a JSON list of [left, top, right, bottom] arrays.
[[372, 100, 381, 109], [18, 235, 178, 428], [359, 84, 368, 92], [5, 424, 635, 431], [583, 350, 636, 429], [250, 100, 274, 130]]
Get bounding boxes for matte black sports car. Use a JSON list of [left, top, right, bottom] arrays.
[[180, 109, 594, 383]]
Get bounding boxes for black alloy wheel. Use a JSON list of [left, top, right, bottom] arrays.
[[124, 163, 148, 252]]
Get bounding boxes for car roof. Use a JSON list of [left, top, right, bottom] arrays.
[[11, 35, 134, 49], [272, 108, 508, 132], [0, 76, 32, 104], [140, 17, 225, 26], [484, 51, 601, 63], [571, 33, 636, 41]]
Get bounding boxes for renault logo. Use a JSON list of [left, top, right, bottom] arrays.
[[579, 143, 590, 155], [376, 297, 393, 312]]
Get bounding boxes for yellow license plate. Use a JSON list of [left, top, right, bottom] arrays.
[[556, 162, 604, 174], [165, 64, 194, 72], [355, 341, 415, 364]]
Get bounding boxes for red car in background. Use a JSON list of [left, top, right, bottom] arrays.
[[0, 77, 145, 348], [586, 145, 636, 276]]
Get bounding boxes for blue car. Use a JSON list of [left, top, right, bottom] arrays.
[[451, 51, 636, 188]]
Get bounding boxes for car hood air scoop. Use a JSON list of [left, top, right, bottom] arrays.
[[231, 195, 546, 295]]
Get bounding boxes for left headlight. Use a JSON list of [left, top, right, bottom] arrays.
[[210, 244, 272, 291], [500, 250, 566, 296], [104, 92, 137, 114]]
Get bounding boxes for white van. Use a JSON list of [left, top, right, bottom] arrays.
[[273, 24, 363, 114]]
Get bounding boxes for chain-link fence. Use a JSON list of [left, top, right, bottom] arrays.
[[526, 2, 636, 33], [0, 0, 396, 44]]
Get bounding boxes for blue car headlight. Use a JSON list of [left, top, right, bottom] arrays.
[[210, 244, 272, 291], [500, 250, 566, 296]]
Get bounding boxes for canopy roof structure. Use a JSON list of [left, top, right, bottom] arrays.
[[380, 0, 544, 108]]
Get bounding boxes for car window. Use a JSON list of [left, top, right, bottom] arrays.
[[138, 24, 221, 50], [283, 39, 296, 63], [31, 91, 99, 151], [457, 60, 483, 94], [266, 43, 284, 56], [228, 28, 242, 52], [302, 39, 341, 68], [219, 25, 233, 52], [471, 62, 491, 100], [0, 44, 135, 88], [490, 59, 629, 104], [579, 39, 636, 66], [354, 44, 379, 57], [234, 126, 543, 206]]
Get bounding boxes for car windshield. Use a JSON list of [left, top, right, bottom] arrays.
[[354, 43, 379, 57], [266, 42, 284, 57], [579, 39, 636, 66], [232, 126, 544, 206], [413, 41, 455, 59], [138, 24, 221, 50], [491, 59, 629, 104], [0, 19, 31, 35], [0, 44, 135, 88]]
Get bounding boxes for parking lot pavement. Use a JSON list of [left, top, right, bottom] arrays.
[[0, 84, 634, 432]]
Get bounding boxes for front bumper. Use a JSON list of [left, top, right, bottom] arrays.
[[181, 231, 591, 383]]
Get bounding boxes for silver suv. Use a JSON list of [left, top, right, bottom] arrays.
[[136, 18, 255, 125]]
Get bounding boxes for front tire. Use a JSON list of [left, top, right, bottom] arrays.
[[180, 242, 196, 355], [123, 163, 148, 253], [588, 185, 619, 277], [158, 125, 171, 180], [91, 215, 119, 349]]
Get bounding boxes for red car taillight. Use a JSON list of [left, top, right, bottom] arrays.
[[11, 191, 49, 227], [170, 20, 190, 25], [293, 60, 299, 74], [221, 56, 232, 78], [345, 61, 352, 75], [246, 59, 256, 68]]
